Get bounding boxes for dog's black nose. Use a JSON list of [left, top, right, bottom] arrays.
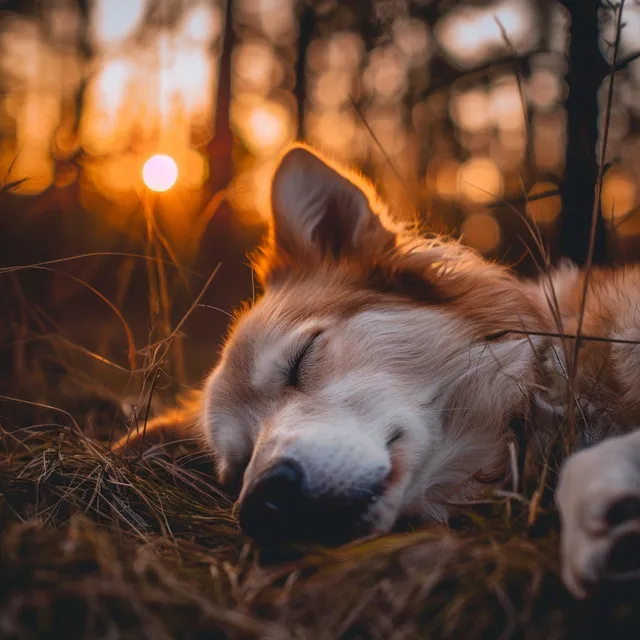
[[238, 460, 305, 542], [238, 459, 386, 546]]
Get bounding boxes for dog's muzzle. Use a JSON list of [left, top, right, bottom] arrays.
[[237, 458, 385, 546]]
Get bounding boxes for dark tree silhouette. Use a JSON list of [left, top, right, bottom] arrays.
[[558, 0, 610, 265], [295, 2, 315, 140], [206, 0, 234, 196]]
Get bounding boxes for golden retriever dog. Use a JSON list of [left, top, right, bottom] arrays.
[[123, 144, 640, 599]]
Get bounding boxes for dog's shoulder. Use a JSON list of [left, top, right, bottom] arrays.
[[531, 262, 640, 436]]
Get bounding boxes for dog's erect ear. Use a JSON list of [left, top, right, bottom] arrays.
[[269, 145, 396, 263]]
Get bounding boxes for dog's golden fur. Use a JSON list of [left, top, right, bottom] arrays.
[[255, 145, 546, 337], [117, 143, 640, 594]]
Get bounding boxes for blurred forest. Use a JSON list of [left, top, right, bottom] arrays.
[[1, 0, 639, 405]]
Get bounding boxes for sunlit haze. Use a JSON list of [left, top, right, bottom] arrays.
[[0, 0, 638, 248]]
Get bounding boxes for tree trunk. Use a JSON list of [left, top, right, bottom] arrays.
[[558, 0, 609, 265], [295, 2, 315, 141]]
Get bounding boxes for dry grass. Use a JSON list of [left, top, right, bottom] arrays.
[[2, 396, 640, 640], [3, 4, 640, 634]]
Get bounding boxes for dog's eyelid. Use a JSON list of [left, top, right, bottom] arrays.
[[285, 330, 323, 388], [386, 428, 404, 447]]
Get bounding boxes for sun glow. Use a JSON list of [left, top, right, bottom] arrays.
[[142, 154, 179, 192]]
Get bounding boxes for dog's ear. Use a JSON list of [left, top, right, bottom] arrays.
[[269, 144, 396, 264]]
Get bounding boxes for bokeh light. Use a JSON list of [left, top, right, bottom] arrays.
[[527, 182, 562, 224], [451, 89, 491, 133], [364, 106, 406, 158], [181, 3, 223, 44], [528, 68, 562, 110], [435, 0, 535, 69], [90, 0, 146, 48], [615, 207, 640, 239], [392, 17, 430, 67], [143, 155, 179, 192], [364, 46, 408, 101], [228, 157, 279, 224], [462, 212, 502, 254], [533, 108, 566, 171], [312, 70, 353, 110], [305, 30, 368, 166], [306, 110, 363, 160], [601, 166, 637, 220], [325, 32, 365, 71], [0, 0, 638, 265], [97, 153, 142, 197], [180, 149, 209, 191], [233, 40, 280, 96], [236, 0, 295, 43], [428, 156, 460, 201], [458, 157, 504, 204], [236, 99, 294, 156], [490, 77, 525, 132], [494, 128, 526, 169]]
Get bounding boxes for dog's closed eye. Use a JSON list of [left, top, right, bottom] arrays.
[[285, 332, 322, 388], [386, 428, 404, 448]]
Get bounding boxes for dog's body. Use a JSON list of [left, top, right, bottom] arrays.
[[128, 145, 640, 598]]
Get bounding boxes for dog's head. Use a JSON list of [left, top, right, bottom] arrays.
[[204, 145, 544, 546]]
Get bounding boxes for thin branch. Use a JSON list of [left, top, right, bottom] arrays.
[[615, 49, 640, 70], [349, 94, 418, 215], [0, 394, 81, 433], [30, 266, 137, 370], [487, 188, 561, 209], [137, 367, 163, 460], [0, 252, 202, 276], [494, 17, 536, 175], [419, 48, 549, 100], [138, 263, 221, 355], [485, 328, 640, 346]]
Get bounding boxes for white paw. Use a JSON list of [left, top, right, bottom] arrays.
[[556, 432, 640, 598]]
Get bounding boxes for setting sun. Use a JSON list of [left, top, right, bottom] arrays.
[[142, 154, 179, 192]]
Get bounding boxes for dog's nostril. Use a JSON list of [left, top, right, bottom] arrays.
[[258, 460, 305, 512], [605, 495, 640, 528], [238, 460, 305, 541], [606, 531, 640, 576]]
